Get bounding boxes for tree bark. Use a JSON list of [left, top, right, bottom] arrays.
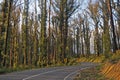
[[108, 0, 118, 52]]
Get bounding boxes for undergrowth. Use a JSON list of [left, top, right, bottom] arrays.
[[73, 66, 110, 80]]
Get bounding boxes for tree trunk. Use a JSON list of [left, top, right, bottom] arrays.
[[4, 0, 13, 67], [108, 0, 118, 52]]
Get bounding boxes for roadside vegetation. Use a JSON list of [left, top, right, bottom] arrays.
[[73, 50, 120, 80], [101, 50, 120, 80], [73, 67, 111, 80]]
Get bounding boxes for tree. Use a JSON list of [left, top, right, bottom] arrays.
[[53, 0, 79, 63], [32, 0, 39, 66], [88, 1, 101, 56], [0, 0, 8, 67], [38, 0, 47, 66], [107, 0, 118, 52], [99, 0, 111, 57], [22, 0, 30, 66], [115, 0, 120, 49], [83, 14, 91, 57], [3, 0, 13, 67], [47, 0, 52, 65]]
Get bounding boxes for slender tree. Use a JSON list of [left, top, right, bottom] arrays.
[[108, 0, 118, 52], [22, 0, 29, 66], [38, 0, 47, 66], [88, 1, 100, 56], [4, 0, 13, 67]]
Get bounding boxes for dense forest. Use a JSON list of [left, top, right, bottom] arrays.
[[0, 0, 120, 69]]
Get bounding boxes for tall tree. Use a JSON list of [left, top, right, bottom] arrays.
[[3, 0, 13, 67], [32, 0, 39, 66], [0, 0, 8, 67], [38, 0, 47, 66], [83, 14, 91, 57], [107, 0, 118, 52], [22, 0, 29, 66], [115, 0, 120, 49], [99, 0, 111, 57], [88, 1, 100, 56], [53, 0, 79, 63], [47, 0, 52, 65]]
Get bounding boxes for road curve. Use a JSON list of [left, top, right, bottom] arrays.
[[0, 62, 97, 80]]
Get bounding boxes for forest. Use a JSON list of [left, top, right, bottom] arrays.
[[0, 0, 120, 76]]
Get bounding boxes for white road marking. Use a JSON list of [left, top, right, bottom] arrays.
[[22, 67, 73, 80], [64, 67, 90, 80], [64, 70, 78, 80], [23, 66, 92, 80]]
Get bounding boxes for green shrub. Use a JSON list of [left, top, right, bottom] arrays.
[[110, 50, 120, 63]]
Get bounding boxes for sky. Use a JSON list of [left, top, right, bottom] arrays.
[[0, 0, 2, 2]]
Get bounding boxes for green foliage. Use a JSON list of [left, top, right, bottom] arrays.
[[109, 50, 120, 63], [0, 68, 11, 74], [67, 58, 77, 65], [76, 55, 105, 63]]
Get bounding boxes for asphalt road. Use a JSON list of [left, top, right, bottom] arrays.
[[0, 62, 97, 80]]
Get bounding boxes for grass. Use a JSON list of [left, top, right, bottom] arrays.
[[101, 61, 120, 80], [73, 66, 111, 80], [0, 67, 18, 74], [100, 50, 120, 80], [0, 67, 23, 74]]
